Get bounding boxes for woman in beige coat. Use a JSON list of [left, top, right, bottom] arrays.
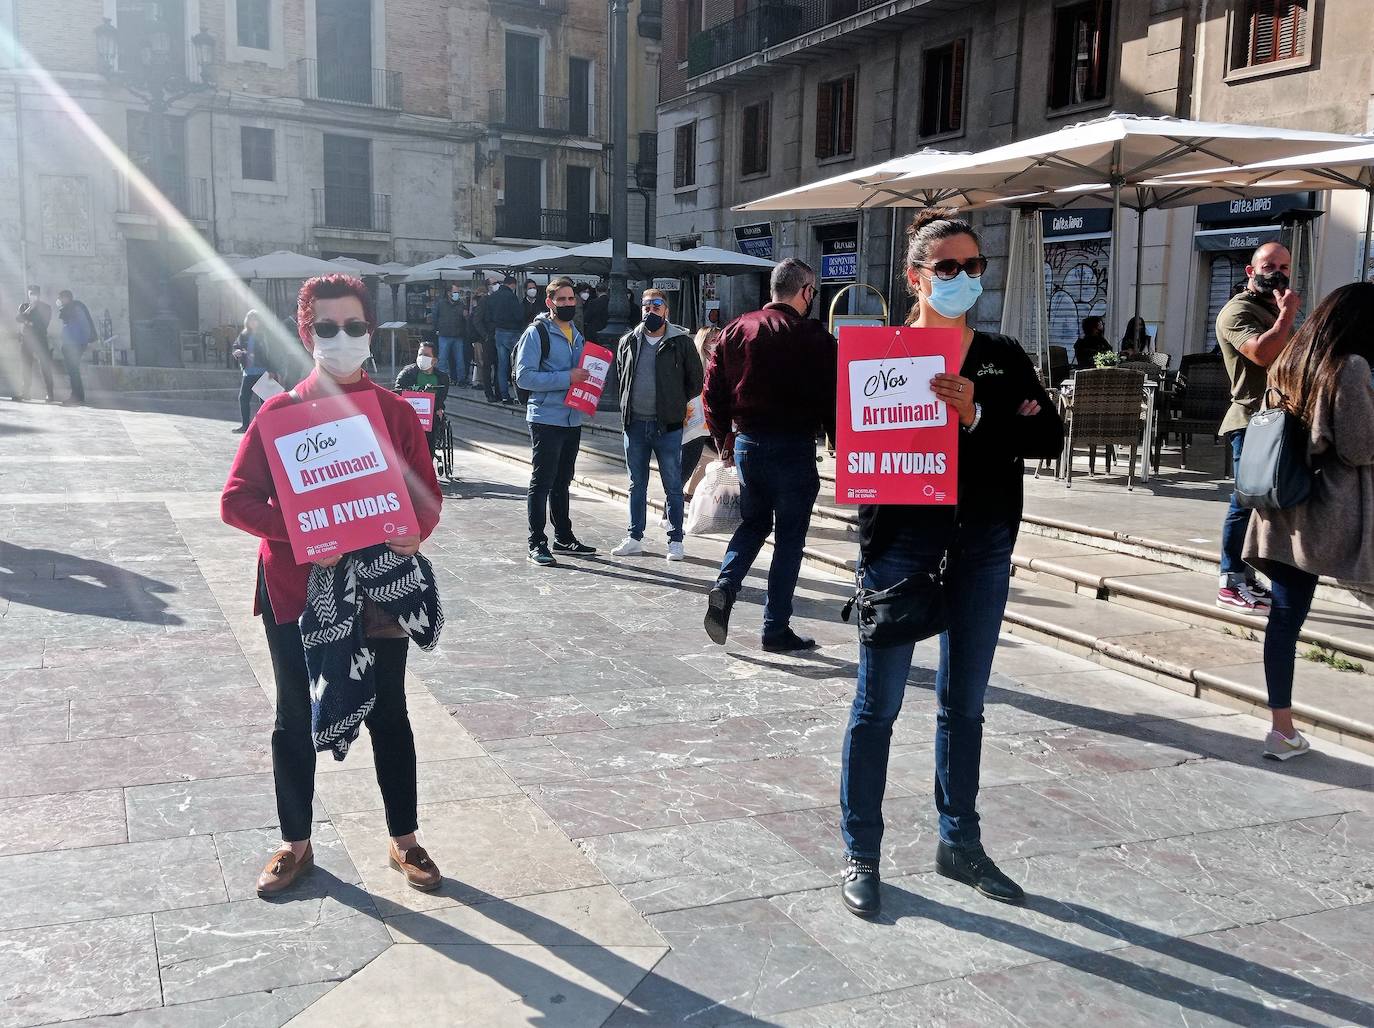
[[1245, 281, 1374, 760]]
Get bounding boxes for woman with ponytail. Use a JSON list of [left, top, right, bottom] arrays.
[[839, 210, 1064, 919]]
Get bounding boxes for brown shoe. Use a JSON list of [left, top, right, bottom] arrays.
[[388, 841, 441, 891], [256, 843, 314, 897]]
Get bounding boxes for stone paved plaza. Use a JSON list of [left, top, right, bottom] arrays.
[[1, 396, 1373, 1027]]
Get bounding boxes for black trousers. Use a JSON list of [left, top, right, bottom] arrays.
[[527, 422, 581, 549], [20, 337, 55, 400], [258, 570, 418, 842], [480, 337, 499, 401]]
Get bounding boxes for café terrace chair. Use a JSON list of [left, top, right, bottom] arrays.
[[1168, 358, 1232, 471], [1149, 351, 1171, 372], [1060, 368, 1147, 490]]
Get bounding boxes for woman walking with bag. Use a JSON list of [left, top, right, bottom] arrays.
[[1244, 282, 1374, 761], [839, 210, 1063, 919], [222, 274, 445, 898]]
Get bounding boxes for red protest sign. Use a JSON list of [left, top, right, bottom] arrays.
[[834, 326, 960, 506], [258, 390, 420, 564], [565, 341, 615, 415], [401, 390, 435, 431]]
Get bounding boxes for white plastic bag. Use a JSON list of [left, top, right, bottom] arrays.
[[684, 460, 742, 537]]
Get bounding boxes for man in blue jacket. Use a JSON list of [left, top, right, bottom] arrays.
[[516, 277, 598, 566]]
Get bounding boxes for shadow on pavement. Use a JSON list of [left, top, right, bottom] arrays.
[[0, 541, 181, 625]]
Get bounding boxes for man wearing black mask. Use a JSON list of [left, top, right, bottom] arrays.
[[1214, 242, 1300, 615], [611, 289, 703, 561], [515, 277, 597, 567]]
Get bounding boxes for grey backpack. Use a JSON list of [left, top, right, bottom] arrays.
[[1235, 389, 1314, 510]]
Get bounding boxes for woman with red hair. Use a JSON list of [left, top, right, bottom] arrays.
[[221, 274, 445, 897]]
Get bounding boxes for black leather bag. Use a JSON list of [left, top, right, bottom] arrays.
[[1236, 389, 1314, 511], [841, 562, 948, 648]]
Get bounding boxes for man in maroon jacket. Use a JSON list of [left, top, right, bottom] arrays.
[[702, 258, 837, 652]]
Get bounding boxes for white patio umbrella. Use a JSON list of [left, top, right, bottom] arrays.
[[525, 239, 697, 277], [674, 245, 777, 275], [177, 253, 247, 276], [210, 250, 342, 281], [399, 254, 477, 283], [738, 113, 1365, 335], [329, 256, 388, 276], [1152, 140, 1374, 271]]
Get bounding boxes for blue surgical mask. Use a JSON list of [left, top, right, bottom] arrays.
[[924, 271, 983, 319]]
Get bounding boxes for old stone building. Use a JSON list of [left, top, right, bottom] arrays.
[[657, 0, 1374, 359], [0, 0, 661, 358]]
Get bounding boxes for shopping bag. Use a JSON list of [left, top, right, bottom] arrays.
[[682, 394, 709, 443], [684, 460, 742, 537]]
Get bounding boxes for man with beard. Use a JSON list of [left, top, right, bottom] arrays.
[[1214, 242, 1300, 615]]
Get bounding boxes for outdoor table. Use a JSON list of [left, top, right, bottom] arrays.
[[1051, 378, 1158, 483]]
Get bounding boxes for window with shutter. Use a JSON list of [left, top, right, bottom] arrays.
[[920, 40, 966, 137], [816, 75, 854, 159], [838, 77, 854, 156], [674, 122, 696, 188], [1240, 0, 1307, 67], [815, 81, 834, 159], [1048, 1, 1112, 109], [741, 100, 769, 176]]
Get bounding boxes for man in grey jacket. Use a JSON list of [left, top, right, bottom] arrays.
[[611, 288, 704, 561]]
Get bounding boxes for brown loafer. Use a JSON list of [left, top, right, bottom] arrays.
[[388, 841, 441, 891], [256, 843, 314, 898]]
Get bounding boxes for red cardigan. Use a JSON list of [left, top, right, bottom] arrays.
[[221, 370, 443, 625]]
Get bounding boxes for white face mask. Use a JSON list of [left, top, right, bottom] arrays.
[[450, 292, 460, 302], [312, 331, 372, 377], [526, 289, 538, 299], [489, 283, 500, 293], [416, 354, 434, 371]]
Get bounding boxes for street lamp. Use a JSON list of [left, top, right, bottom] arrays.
[[597, 0, 631, 410], [94, 4, 216, 368]]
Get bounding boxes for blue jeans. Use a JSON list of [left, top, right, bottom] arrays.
[[1220, 430, 1252, 583], [840, 519, 1014, 857], [715, 432, 820, 640], [437, 336, 467, 385], [494, 329, 519, 401], [624, 418, 684, 542], [1262, 560, 1318, 711]]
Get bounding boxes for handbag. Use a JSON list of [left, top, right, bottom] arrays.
[[1235, 388, 1314, 511], [684, 460, 742, 536], [841, 555, 948, 648]]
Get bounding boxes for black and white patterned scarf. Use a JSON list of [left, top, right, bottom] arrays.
[[300, 544, 443, 760]]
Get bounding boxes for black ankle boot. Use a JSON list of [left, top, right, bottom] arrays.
[[935, 841, 1025, 904], [841, 856, 881, 918]]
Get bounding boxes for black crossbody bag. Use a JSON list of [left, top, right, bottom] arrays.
[[841, 509, 955, 648]]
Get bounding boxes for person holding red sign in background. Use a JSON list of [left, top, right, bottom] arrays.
[[221, 274, 444, 898], [395, 340, 451, 460], [839, 211, 1063, 919]]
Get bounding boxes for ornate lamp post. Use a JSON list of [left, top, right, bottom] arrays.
[[597, 0, 631, 409], [95, 7, 215, 367]]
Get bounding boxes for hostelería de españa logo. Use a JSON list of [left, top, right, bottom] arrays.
[[274, 414, 389, 495]]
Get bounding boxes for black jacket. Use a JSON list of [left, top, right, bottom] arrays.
[[431, 296, 467, 338], [583, 293, 610, 342], [16, 300, 51, 347], [395, 364, 451, 413], [616, 323, 704, 431], [486, 286, 524, 331], [858, 332, 1064, 561]]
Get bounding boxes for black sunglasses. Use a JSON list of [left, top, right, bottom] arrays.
[[918, 256, 989, 281], [313, 319, 369, 339]]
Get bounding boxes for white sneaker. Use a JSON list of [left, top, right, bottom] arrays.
[[659, 516, 670, 530], [611, 537, 644, 557], [666, 541, 685, 561], [1263, 729, 1312, 761]]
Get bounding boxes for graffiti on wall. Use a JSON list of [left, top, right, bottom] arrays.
[[1043, 239, 1110, 347]]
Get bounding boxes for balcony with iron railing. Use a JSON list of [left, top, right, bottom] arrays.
[[298, 59, 403, 110], [687, 0, 944, 79], [488, 90, 598, 137], [489, 0, 569, 14], [495, 206, 608, 243], [638, 0, 662, 39], [312, 188, 392, 234]]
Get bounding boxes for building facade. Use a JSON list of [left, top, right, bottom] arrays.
[[657, 0, 1373, 359], [0, 0, 660, 359]]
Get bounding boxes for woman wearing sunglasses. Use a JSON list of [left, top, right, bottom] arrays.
[[839, 210, 1064, 919], [222, 274, 445, 898]]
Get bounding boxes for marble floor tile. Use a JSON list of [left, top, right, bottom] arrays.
[[580, 818, 832, 914], [154, 891, 390, 1007], [0, 834, 226, 931], [603, 898, 860, 1025], [581, 676, 855, 729], [1281, 900, 1374, 968], [0, 788, 126, 856], [748, 977, 1022, 1028], [125, 772, 322, 841], [1108, 813, 1374, 926], [384, 883, 663, 948], [312, 755, 519, 813], [530, 752, 846, 839], [0, 699, 68, 746], [333, 794, 605, 917], [284, 940, 666, 1028], [0, 914, 161, 1028], [983, 724, 1200, 778], [448, 694, 610, 741], [63, 983, 334, 1027], [214, 822, 362, 903], [68, 686, 271, 740]]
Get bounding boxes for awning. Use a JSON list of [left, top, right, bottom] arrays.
[[1193, 226, 1283, 252]]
